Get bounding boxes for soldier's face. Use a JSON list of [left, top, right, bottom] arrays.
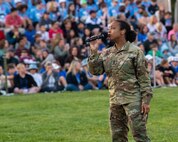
[[108, 21, 122, 41]]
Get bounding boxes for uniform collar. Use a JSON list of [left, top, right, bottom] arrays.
[[112, 41, 130, 53]]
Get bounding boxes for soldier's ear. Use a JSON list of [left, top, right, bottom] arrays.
[[121, 29, 126, 35]]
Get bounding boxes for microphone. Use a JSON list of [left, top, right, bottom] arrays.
[[86, 32, 108, 42]]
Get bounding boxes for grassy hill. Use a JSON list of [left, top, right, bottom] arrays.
[[0, 88, 178, 142]]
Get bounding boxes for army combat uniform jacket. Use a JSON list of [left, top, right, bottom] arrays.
[[88, 41, 153, 105]]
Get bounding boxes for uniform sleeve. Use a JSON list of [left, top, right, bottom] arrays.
[[135, 49, 153, 104], [88, 52, 105, 76]]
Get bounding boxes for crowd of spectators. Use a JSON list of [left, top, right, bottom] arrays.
[[0, 0, 178, 95]]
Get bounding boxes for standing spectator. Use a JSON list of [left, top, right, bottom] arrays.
[[13, 63, 40, 94]]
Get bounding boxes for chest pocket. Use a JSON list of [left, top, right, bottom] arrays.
[[119, 55, 135, 75]]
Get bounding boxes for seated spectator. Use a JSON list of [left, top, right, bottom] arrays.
[[46, 0, 59, 21], [61, 18, 78, 42], [148, 43, 163, 58], [7, 63, 17, 93], [52, 62, 67, 88], [65, 46, 82, 70], [108, 0, 119, 17], [154, 22, 167, 41], [137, 24, 149, 43], [167, 34, 178, 56], [81, 58, 107, 89], [78, 0, 89, 21], [143, 32, 157, 54], [19, 49, 34, 63], [58, 0, 67, 20], [147, 15, 158, 33], [0, 0, 10, 26], [6, 27, 23, 46], [25, 24, 36, 44], [148, 0, 159, 15], [13, 63, 40, 94], [28, 63, 42, 87], [39, 12, 52, 31], [15, 38, 30, 58], [0, 65, 12, 95], [41, 61, 64, 92], [36, 24, 49, 42], [4, 48, 19, 66], [5, 7, 24, 31], [0, 39, 6, 57], [53, 37, 69, 66], [66, 60, 93, 91], [157, 59, 176, 87], [168, 23, 178, 40], [29, 1, 45, 25], [145, 55, 165, 87], [86, 10, 102, 31], [169, 57, 178, 85], [161, 11, 172, 33], [41, 48, 55, 66], [18, 4, 32, 27], [48, 21, 63, 40]]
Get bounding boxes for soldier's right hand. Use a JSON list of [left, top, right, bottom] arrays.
[[89, 40, 98, 53]]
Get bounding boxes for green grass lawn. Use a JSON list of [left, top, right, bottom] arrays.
[[0, 88, 178, 142]]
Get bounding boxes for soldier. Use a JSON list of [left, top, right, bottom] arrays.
[[88, 19, 153, 142]]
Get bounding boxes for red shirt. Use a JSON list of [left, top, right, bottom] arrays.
[[48, 28, 63, 39], [5, 14, 23, 28]]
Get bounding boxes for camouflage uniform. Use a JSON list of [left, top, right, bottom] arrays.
[[88, 42, 153, 142]]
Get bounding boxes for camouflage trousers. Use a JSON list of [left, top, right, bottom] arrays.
[[109, 101, 151, 142]]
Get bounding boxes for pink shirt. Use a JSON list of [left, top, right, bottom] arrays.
[[168, 29, 175, 40]]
